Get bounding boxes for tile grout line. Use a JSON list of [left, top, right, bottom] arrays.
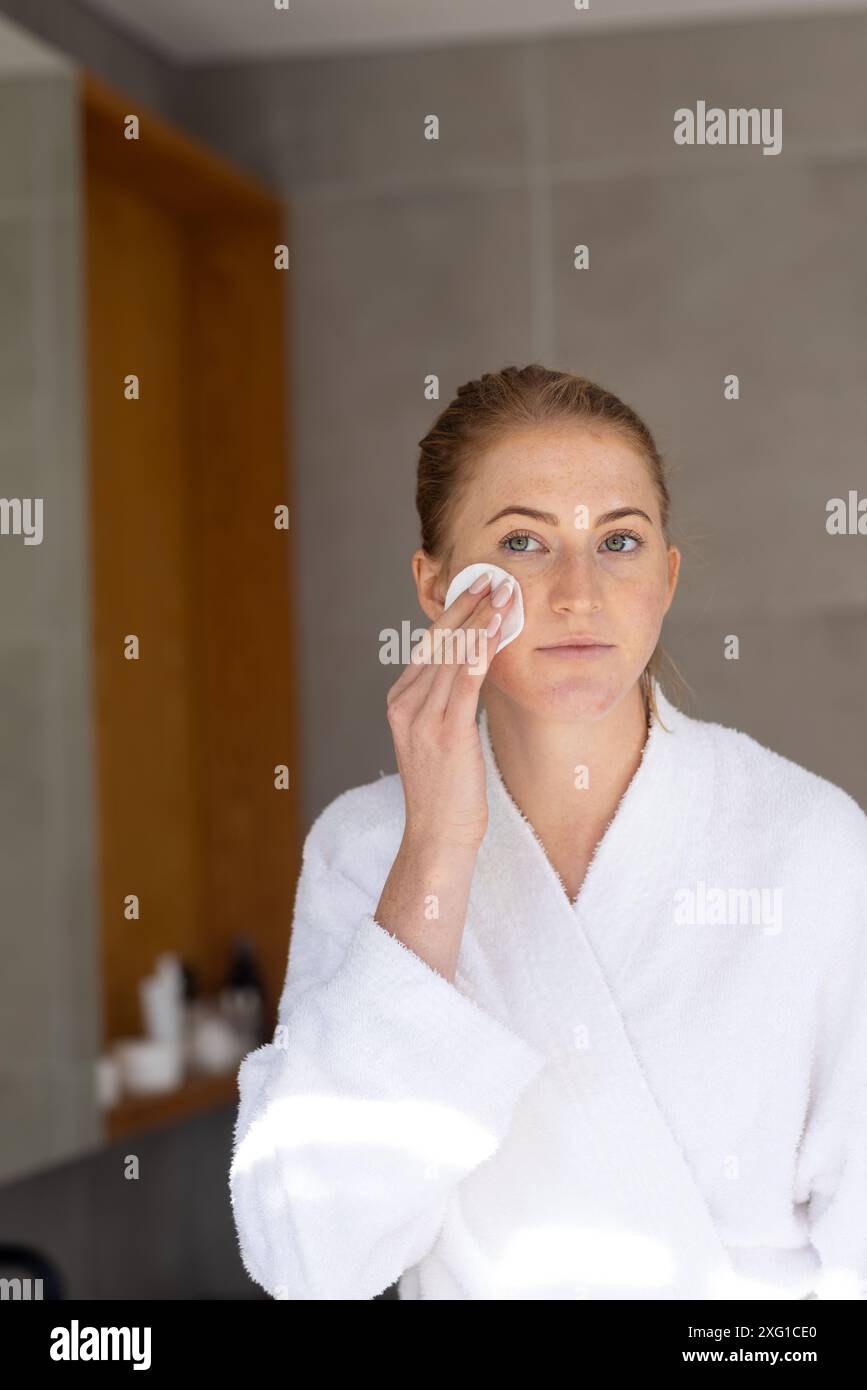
[[523, 43, 555, 365]]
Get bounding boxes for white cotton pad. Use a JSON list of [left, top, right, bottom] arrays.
[[443, 562, 525, 652]]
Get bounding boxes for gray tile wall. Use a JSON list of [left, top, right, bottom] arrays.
[[0, 67, 102, 1185], [175, 10, 867, 822]]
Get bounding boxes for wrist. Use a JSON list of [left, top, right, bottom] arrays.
[[400, 829, 483, 864]]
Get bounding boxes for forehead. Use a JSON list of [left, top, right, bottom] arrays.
[[461, 424, 653, 507]]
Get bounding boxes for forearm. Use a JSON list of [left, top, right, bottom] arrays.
[[373, 834, 479, 983]]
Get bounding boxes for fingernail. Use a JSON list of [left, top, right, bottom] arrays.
[[485, 611, 502, 637], [468, 570, 493, 593], [491, 579, 514, 608]]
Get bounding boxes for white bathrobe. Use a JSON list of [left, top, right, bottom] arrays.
[[229, 681, 867, 1300]]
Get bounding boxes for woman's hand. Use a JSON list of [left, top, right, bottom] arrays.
[[375, 571, 517, 981], [385, 572, 516, 853]]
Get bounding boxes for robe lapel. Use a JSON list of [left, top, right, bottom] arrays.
[[461, 681, 743, 1298]]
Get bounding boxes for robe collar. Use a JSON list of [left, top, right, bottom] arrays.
[[468, 680, 737, 1297], [476, 677, 714, 971]]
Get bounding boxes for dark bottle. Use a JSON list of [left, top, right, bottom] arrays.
[[220, 936, 268, 1050]]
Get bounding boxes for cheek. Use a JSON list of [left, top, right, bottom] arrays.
[[484, 640, 529, 700], [504, 570, 548, 628], [621, 576, 668, 625], [599, 550, 669, 605]]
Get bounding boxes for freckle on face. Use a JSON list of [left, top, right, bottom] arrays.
[[454, 430, 662, 544]]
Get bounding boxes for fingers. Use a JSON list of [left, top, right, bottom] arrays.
[[423, 572, 515, 667], [425, 639, 489, 722], [386, 571, 515, 726], [387, 570, 503, 701], [385, 663, 435, 737], [411, 570, 496, 666], [444, 618, 503, 723], [389, 621, 502, 730], [385, 580, 491, 709]]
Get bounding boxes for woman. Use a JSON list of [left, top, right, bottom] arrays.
[[229, 365, 867, 1301]]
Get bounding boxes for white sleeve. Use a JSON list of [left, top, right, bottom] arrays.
[[797, 805, 867, 1299], [228, 806, 548, 1301]]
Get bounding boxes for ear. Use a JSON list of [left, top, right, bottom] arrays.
[[664, 545, 681, 613], [412, 548, 448, 623]]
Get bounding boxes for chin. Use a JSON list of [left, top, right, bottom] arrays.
[[486, 654, 639, 723]]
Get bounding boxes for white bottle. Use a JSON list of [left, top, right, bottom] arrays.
[[139, 952, 185, 1048]]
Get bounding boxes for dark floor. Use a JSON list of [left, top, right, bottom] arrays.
[[0, 1104, 265, 1299]]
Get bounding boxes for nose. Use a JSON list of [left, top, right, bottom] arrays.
[[545, 548, 603, 615]]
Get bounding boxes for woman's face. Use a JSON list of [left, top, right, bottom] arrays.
[[414, 423, 681, 722]]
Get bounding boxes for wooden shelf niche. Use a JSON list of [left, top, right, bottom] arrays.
[[82, 72, 302, 1139]]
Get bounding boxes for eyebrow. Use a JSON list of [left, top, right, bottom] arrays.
[[484, 505, 654, 528]]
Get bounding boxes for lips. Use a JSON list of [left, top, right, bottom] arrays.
[[537, 638, 614, 650], [536, 637, 614, 660]]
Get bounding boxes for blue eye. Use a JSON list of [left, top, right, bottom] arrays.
[[498, 528, 645, 557], [500, 530, 545, 554], [601, 530, 643, 554]]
